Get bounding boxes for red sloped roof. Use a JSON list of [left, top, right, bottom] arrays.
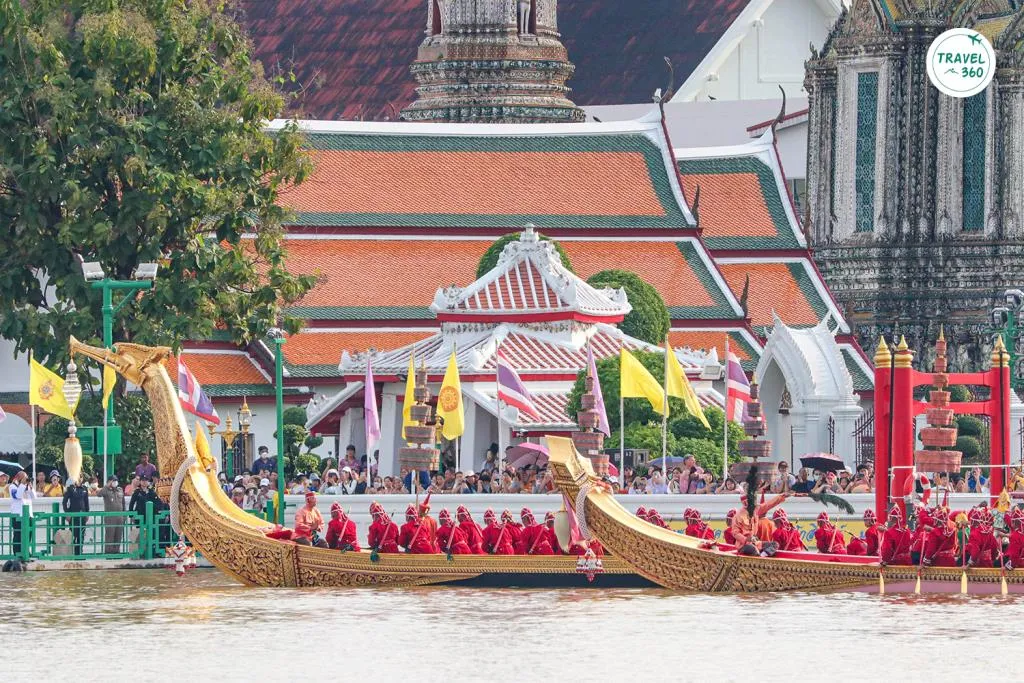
[[236, 0, 753, 120]]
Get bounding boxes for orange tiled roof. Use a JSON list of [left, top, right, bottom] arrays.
[[282, 150, 665, 218], [275, 132, 693, 229], [562, 241, 715, 308], [668, 330, 753, 362], [284, 237, 739, 321], [717, 261, 827, 329], [164, 353, 269, 387], [283, 330, 434, 367], [678, 172, 776, 238], [286, 239, 488, 309]]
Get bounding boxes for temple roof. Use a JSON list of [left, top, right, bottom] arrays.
[[280, 235, 743, 323], [431, 227, 631, 324], [237, 0, 754, 121], [716, 258, 839, 334], [272, 118, 695, 230], [676, 133, 806, 251], [668, 328, 762, 372]]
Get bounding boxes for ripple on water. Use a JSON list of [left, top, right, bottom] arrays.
[[3, 569, 1021, 683]]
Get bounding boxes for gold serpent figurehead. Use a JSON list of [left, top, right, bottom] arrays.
[[69, 336, 172, 386]]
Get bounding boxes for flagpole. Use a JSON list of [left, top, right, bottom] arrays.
[[723, 338, 729, 484], [496, 341, 505, 475], [619, 393, 625, 491], [103, 407, 109, 484], [29, 351, 36, 485], [662, 339, 669, 486]]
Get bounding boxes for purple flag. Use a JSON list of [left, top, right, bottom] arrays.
[[587, 344, 610, 437], [496, 352, 540, 419], [364, 357, 381, 453]]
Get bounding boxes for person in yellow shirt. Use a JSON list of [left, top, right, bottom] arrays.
[[42, 470, 65, 498], [294, 491, 325, 547], [0, 472, 10, 498]]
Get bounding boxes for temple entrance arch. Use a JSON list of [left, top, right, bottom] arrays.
[[755, 315, 863, 469]]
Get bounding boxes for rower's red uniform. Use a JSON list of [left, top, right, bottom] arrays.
[[683, 509, 714, 540], [456, 506, 485, 554], [482, 509, 515, 555], [1006, 509, 1024, 569], [813, 512, 847, 554], [862, 509, 883, 556], [367, 505, 400, 553], [636, 506, 649, 523], [500, 509, 523, 552], [910, 506, 935, 557], [543, 512, 566, 554], [647, 508, 670, 529], [966, 508, 999, 568], [520, 508, 554, 555], [923, 508, 957, 566], [879, 507, 913, 566], [436, 509, 472, 555], [398, 504, 437, 554], [417, 497, 438, 550], [325, 503, 361, 551], [722, 510, 738, 545], [770, 509, 805, 551]]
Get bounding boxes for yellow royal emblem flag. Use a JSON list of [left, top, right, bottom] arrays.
[[437, 349, 464, 440], [29, 358, 77, 420], [620, 348, 666, 415], [665, 340, 711, 430], [402, 352, 417, 444]]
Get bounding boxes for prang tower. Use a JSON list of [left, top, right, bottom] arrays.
[[804, 0, 1024, 370], [402, 0, 584, 123]]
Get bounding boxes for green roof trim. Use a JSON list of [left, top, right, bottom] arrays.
[[286, 306, 435, 321], [786, 261, 830, 319], [842, 348, 874, 391], [669, 241, 742, 320], [203, 384, 304, 398], [676, 155, 803, 250], [295, 132, 693, 229]]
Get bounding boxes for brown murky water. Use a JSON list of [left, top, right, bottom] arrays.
[[2, 568, 1020, 682]]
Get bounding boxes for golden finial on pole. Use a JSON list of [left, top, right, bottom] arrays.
[[874, 336, 892, 367], [992, 335, 1009, 368], [938, 325, 945, 342], [894, 334, 914, 368]]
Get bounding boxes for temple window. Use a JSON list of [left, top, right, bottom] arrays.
[[854, 71, 878, 233], [961, 92, 986, 232], [431, 0, 442, 36]]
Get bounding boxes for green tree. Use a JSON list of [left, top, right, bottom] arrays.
[[36, 394, 154, 480], [0, 0, 317, 369], [956, 435, 983, 463], [586, 270, 670, 345], [956, 415, 983, 437], [476, 231, 573, 278], [275, 405, 321, 458]]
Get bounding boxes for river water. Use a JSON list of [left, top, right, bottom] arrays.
[[4, 568, 1018, 682]]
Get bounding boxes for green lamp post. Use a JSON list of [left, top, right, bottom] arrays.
[[269, 327, 287, 525], [992, 288, 1024, 392], [79, 259, 158, 479]]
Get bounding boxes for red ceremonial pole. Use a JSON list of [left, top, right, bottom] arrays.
[[873, 338, 892, 520], [891, 337, 915, 520]]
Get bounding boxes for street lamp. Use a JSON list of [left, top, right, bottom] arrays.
[[991, 289, 1024, 392], [77, 257, 159, 479], [268, 327, 287, 525]]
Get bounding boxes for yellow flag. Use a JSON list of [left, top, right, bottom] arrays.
[[665, 341, 711, 429], [194, 422, 215, 471], [620, 349, 666, 415], [29, 358, 77, 420], [437, 349, 464, 440], [402, 352, 417, 443], [101, 364, 116, 411]]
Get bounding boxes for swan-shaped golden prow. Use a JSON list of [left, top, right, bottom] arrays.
[[69, 336, 172, 387]]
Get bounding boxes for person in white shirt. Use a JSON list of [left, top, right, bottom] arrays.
[[9, 470, 35, 556]]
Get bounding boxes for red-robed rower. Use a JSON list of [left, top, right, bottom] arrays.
[[722, 510, 738, 546], [367, 503, 400, 554], [683, 509, 714, 540], [501, 509, 523, 551], [731, 492, 790, 548], [398, 504, 437, 554], [966, 507, 1000, 568], [482, 509, 515, 555], [325, 503, 361, 552], [879, 507, 913, 566], [923, 507, 957, 566], [543, 511, 566, 554], [813, 511, 847, 554], [436, 509, 472, 555], [519, 508, 554, 555], [861, 508, 884, 556], [770, 509, 805, 551], [1005, 508, 1024, 570], [456, 505, 485, 554]]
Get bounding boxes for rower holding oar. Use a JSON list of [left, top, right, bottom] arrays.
[[436, 509, 472, 556]]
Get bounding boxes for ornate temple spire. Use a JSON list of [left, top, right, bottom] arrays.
[[403, 0, 584, 123]]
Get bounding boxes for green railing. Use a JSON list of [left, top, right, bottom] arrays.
[[0, 501, 276, 563]]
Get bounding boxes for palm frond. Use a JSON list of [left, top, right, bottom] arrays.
[[808, 491, 855, 515]]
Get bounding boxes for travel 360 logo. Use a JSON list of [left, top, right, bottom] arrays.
[[927, 29, 996, 98]]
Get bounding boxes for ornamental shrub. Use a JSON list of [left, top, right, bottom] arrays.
[[476, 232, 573, 278], [586, 270, 670, 345]]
